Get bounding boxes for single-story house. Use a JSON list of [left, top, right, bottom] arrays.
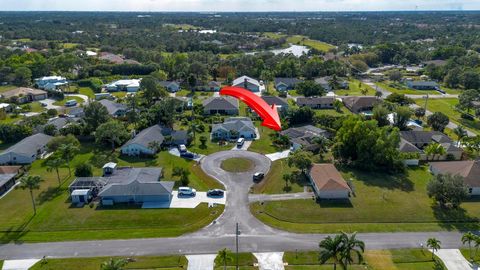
[[203, 97, 239, 115], [121, 125, 188, 156], [2, 87, 48, 104], [67, 107, 85, 118], [0, 166, 21, 196], [308, 163, 351, 199], [207, 81, 222, 92], [212, 117, 257, 140], [0, 103, 14, 113], [106, 79, 142, 92], [99, 99, 128, 117], [315, 77, 349, 91], [0, 133, 53, 164], [274, 77, 302, 92], [399, 131, 462, 161], [232, 76, 261, 92], [297, 97, 335, 109], [261, 96, 289, 113], [37, 117, 80, 134], [98, 52, 126, 64], [429, 160, 480, 195], [342, 96, 380, 114], [159, 81, 181, 93], [35, 76, 68, 90], [406, 81, 439, 90], [281, 125, 331, 151]]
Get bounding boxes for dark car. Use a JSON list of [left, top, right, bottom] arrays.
[[180, 152, 195, 159], [253, 172, 264, 182], [207, 189, 224, 197]]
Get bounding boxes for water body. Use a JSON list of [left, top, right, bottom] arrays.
[[246, 44, 310, 57]]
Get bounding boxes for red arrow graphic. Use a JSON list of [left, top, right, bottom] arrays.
[[220, 86, 282, 131]]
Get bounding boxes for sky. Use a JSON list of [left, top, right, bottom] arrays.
[[1, 0, 479, 12]]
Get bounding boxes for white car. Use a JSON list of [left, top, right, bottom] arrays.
[[178, 187, 197, 197]]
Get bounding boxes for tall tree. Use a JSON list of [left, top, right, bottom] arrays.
[[45, 157, 64, 186], [462, 232, 476, 260], [427, 112, 449, 132], [319, 234, 345, 270], [58, 143, 79, 177], [372, 105, 390, 127], [95, 121, 130, 150], [393, 106, 412, 130], [19, 175, 43, 215], [216, 248, 233, 270], [341, 232, 365, 269], [424, 143, 446, 161], [84, 101, 110, 133], [426, 238, 441, 260], [427, 173, 468, 208], [287, 150, 313, 174]]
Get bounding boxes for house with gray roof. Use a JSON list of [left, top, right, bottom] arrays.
[[342, 96, 380, 114], [0, 166, 21, 196], [232, 76, 261, 92], [0, 133, 53, 164], [121, 125, 188, 156], [281, 125, 331, 152], [274, 77, 303, 92], [406, 80, 439, 90], [315, 77, 349, 91], [159, 81, 181, 92], [297, 96, 335, 109], [399, 131, 462, 161], [261, 96, 289, 113], [70, 164, 173, 206], [37, 117, 80, 135], [203, 97, 239, 115], [211, 117, 257, 140], [99, 99, 128, 117]]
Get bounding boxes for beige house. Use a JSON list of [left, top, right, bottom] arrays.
[[430, 160, 480, 196], [308, 164, 351, 199], [2, 87, 48, 104]]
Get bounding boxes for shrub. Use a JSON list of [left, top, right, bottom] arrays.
[[74, 163, 93, 177], [461, 113, 475, 121]]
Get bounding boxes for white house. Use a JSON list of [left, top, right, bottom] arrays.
[[106, 79, 142, 92], [35, 76, 68, 90], [211, 117, 257, 140], [308, 164, 351, 200], [0, 133, 53, 164], [232, 76, 261, 92]]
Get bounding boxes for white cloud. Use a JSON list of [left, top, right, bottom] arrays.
[[1, 0, 478, 11]]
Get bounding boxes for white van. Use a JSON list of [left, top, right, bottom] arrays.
[[178, 187, 197, 197], [65, 99, 78, 107], [237, 138, 245, 147], [178, 144, 187, 153]]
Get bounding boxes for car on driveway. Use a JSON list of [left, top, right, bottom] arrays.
[[178, 187, 196, 197], [65, 99, 78, 107], [180, 151, 195, 159], [253, 172, 264, 182], [207, 189, 224, 197]]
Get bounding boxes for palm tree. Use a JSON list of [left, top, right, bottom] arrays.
[[190, 123, 202, 144], [100, 258, 128, 270], [283, 173, 291, 190], [427, 238, 441, 260], [473, 235, 480, 259], [340, 232, 365, 269], [453, 126, 467, 145], [424, 143, 446, 161], [462, 232, 476, 260], [319, 234, 344, 270], [217, 248, 233, 270], [19, 175, 43, 215], [45, 157, 64, 186], [58, 143, 79, 176]]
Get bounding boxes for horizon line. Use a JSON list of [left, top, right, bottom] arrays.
[[0, 9, 479, 13]]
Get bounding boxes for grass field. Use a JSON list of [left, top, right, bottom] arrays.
[[221, 158, 254, 172], [0, 143, 224, 243], [249, 122, 285, 154], [253, 159, 308, 194], [284, 249, 444, 270], [52, 96, 85, 106], [286, 35, 335, 52], [376, 82, 440, 95], [0, 85, 16, 93], [251, 166, 480, 233], [65, 85, 96, 99], [336, 79, 376, 96], [30, 255, 188, 270], [414, 98, 480, 135]]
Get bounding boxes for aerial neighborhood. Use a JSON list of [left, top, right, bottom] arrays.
[[1, 9, 480, 270]]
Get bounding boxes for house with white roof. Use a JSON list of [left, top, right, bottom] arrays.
[[106, 79, 142, 92], [35, 76, 68, 91], [232, 76, 261, 92]]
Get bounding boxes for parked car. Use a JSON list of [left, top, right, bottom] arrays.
[[237, 138, 245, 147], [253, 172, 265, 182], [207, 189, 224, 197], [178, 187, 197, 197], [180, 151, 195, 159], [178, 144, 187, 153], [40, 102, 47, 107], [65, 99, 78, 107]]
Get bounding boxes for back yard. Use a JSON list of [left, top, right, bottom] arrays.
[[251, 166, 480, 233], [0, 143, 223, 243]]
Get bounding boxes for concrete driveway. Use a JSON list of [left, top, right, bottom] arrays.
[[40, 98, 61, 110], [142, 191, 226, 209], [254, 252, 285, 270], [435, 249, 474, 270], [265, 150, 290, 161], [186, 254, 216, 270], [2, 259, 40, 270]]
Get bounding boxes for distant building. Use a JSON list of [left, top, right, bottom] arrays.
[[297, 97, 335, 109], [429, 160, 480, 196], [0, 133, 53, 164], [159, 81, 181, 93], [406, 81, 439, 90], [2, 87, 47, 104], [212, 117, 257, 140], [308, 164, 351, 199], [274, 78, 302, 92], [121, 125, 188, 156], [399, 131, 462, 161], [99, 99, 128, 117], [203, 97, 239, 115], [342, 96, 380, 114], [232, 76, 261, 92], [35, 76, 68, 91], [106, 79, 142, 92], [281, 125, 331, 152], [315, 77, 349, 91], [261, 96, 289, 113]]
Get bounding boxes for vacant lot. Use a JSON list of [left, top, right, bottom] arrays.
[[263, 32, 335, 52], [0, 143, 223, 243], [251, 166, 480, 233], [336, 79, 376, 96], [376, 82, 440, 95], [415, 98, 480, 135]]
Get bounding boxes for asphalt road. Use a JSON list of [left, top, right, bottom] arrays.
[[0, 150, 467, 259]]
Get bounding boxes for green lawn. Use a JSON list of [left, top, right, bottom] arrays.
[[0, 85, 16, 93], [253, 159, 308, 194], [286, 35, 335, 52], [415, 98, 480, 135], [30, 255, 188, 270], [284, 249, 444, 270], [65, 85, 96, 99], [62, 43, 79, 49], [0, 143, 224, 243], [251, 166, 480, 233], [336, 79, 376, 96], [249, 122, 285, 154], [52, 96, 85, 106], [176, 90, 214, 98], [376, 82, 440, 95], [221, 158, 254, 172]]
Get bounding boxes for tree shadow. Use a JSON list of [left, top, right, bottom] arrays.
[[338, 165, 414, 192], [432, 204, 480, 231], [0, 215, 34, 244], [94, 203, 142, 211], [317, 199, 354, 208], [36, 187, 65, 205]]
